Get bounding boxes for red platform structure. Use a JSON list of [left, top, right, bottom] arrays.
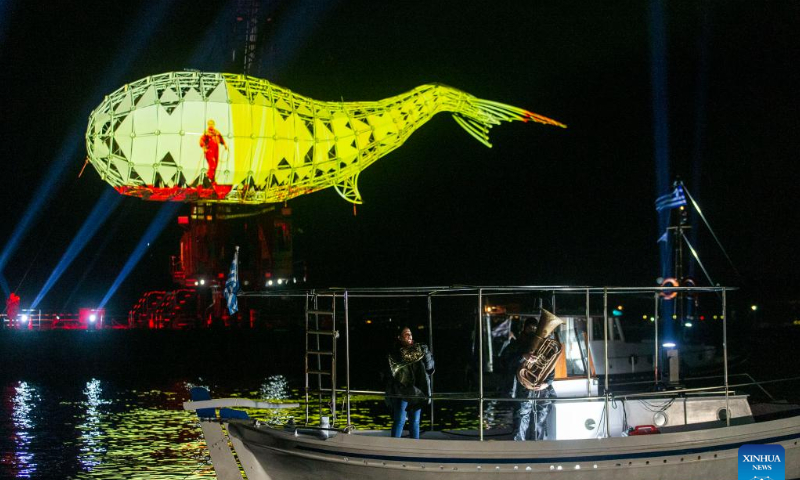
[[128, 203, 297, 329]]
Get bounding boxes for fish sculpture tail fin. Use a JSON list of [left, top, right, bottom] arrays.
[[448, 92, 566, 148]]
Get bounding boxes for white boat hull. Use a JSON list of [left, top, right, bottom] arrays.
[[221, 416, 800, 480]]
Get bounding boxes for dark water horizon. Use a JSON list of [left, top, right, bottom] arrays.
[[1, 327, 798, 479]]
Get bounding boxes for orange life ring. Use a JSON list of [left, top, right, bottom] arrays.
[[659, 278, 678, 300]]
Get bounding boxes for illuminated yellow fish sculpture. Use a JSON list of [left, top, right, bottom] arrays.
[[86, 71, 564, 204]]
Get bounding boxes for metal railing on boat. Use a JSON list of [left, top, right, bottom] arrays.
[[243, 284, 739, 439]]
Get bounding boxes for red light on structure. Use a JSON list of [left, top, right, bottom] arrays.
[[217, 273, 225, 279], [177, 216, 189, 225], [700, 315, 705, 321], [79, 308, 105, 329], [265, 272, 272, 278]]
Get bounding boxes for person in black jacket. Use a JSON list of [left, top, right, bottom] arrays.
[[504, 317, 556, 441], [385, 326, 435, 438]]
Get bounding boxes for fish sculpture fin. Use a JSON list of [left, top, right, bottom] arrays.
[[450, 96, 566, 148], [334, 173, 363, 204]]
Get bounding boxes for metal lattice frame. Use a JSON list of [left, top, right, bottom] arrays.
[[86, 71, 565, 204]]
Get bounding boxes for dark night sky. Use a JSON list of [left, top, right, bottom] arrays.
[[1, 1, 799, 315]]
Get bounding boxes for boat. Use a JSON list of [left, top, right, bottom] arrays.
[[183, 285, 800, 480]]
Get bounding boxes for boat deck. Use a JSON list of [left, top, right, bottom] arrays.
[[341, 429, 514, 441]]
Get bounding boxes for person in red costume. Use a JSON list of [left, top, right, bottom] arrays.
[[199, 119, 227, 184], [5, 293, 20, 329]]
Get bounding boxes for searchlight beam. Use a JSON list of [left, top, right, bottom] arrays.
[[98, 202, 181, 309], [31, 188, 123, 309]]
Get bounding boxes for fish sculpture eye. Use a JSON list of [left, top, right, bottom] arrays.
[[86, 72, 565, 204]]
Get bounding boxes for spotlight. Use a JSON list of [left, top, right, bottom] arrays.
[[662, 342, 676, 348], [199, 279, 205, 286], [750, 305, 758, 311], [20, 314, 29, 324], [89, 314, 97, 323], [684, 322, 692, 328], [267, 280, 274, 286]]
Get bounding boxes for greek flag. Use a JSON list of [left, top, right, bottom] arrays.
[[224, 247, 240, 315], [655, 185, 687, 211]]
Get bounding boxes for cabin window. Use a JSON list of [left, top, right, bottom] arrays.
[[563, 318, 588, 377], [591, 317, 622, 341]]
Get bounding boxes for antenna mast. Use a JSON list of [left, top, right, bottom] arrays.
[[233, 0, 262, 74]]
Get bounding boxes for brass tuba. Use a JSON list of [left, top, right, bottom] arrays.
[[516, 309, 565, 391], [388, 344, 425, 377]]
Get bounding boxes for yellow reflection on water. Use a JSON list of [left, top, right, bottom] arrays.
[[0, 379, 514, 479], [70, 400, 216, 479], [234, 389, 505, 432]]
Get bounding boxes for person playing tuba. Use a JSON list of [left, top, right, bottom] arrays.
[[503, 310, 562, 441]]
